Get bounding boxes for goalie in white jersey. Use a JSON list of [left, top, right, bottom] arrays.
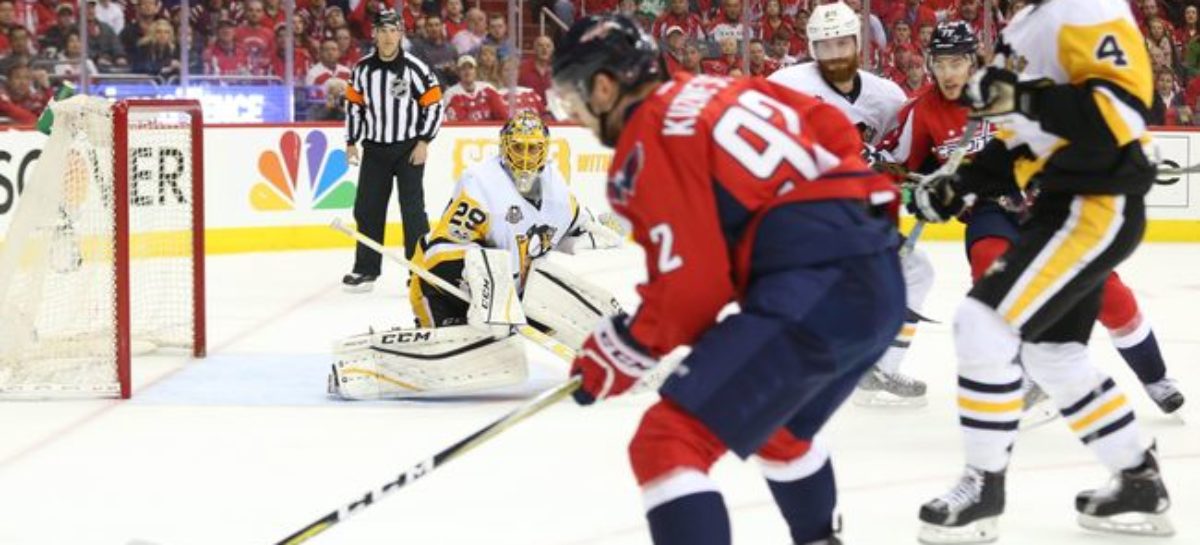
[[769, 1, 934, 408], [329, 112, 625, 400]]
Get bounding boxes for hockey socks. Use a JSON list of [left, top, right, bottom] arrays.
[[645, 489, 731, 545], [764, 457, 837, 543], [1111, 319, 1167, 385]]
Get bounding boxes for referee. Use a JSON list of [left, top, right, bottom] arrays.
[[343, 9, 445, 292]]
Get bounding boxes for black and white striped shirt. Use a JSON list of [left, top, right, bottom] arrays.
[[346, 50, 445, 145]]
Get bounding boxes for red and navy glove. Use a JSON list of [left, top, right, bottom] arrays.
[[570, 314, 657, 405]]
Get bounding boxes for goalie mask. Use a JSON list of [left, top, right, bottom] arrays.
[[500, 111, 550, 195]]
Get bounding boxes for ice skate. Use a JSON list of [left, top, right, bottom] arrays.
[[853, 366, 927, 408], [1076, 446, 1174, 537], [918, 467, 1005, 544], [1143, 377, 1184, 415]]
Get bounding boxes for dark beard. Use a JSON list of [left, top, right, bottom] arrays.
[[817, 55, 859, 84]]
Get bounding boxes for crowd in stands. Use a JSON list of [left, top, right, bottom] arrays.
[[0, 0, 1197, 125]]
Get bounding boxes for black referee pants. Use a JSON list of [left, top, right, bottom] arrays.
[[352, 140, 430, 275]]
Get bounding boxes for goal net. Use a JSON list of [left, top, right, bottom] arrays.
[[0, 96, 206, 399]]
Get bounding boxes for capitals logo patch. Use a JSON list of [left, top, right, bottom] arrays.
[[609, 143, 644, 205]]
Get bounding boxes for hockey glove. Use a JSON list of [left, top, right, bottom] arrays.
[[570, 314, 657, 405], [962, 67, 1051, 119], [907, 173, 967, 223]]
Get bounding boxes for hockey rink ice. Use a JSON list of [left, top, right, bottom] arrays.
[[0, 242, 1196, 545]]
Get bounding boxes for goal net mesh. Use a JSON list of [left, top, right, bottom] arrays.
[[0, 96, 198, 397]]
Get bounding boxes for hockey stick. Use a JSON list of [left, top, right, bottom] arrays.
[[900, 118, 983, 257], [275, 374, 582, 545], [329, 218, 576, 363]]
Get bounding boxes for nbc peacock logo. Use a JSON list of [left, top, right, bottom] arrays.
[[249, 130, 357, 211]]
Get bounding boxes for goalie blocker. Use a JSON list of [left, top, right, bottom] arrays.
[[330, 251, 622, 399]]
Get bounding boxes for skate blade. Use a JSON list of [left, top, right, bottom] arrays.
[[1077, 512, 1175, 537], [917, 517, 999, 544], [1019, 405, 1059, 430], [852, 388, 927, 408]]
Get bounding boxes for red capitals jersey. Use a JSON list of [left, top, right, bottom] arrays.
[[444, 83, 507, 122], [609, 73, 894, 357], [880, 84, 992, 175]]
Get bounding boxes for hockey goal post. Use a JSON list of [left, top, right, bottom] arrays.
[[0, 96, 206, 399]]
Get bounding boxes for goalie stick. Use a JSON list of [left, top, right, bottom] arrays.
[[275, 374, 582, 545], [901, 118, 983, 257], [329, 218, 575, 362]]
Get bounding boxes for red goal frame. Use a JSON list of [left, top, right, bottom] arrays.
[[112, 99, 207, 399]]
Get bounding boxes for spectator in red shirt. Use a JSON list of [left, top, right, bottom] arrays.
[[1153, 68, 1191, 125], [238, 0, 276, 70], [0, 25, 34, 75], [757, 0, 791, 43], [662, 25, 687, 75], [957, 0, 994, 44], [334, 26, 361, 65], [885, 19, 918, 69], [518, 34, 554, 101], [443, 54, 506, 121], [262, 0, 286, 27], [203, 19, 249, 74], [443, 0, 465, 40], [701, 36, 739, 75], [269, 23, 311, 80], [501, 56, 547, 118], [708, 0, 746, 48], [768, 32, 798, 66], [681, 39, 705, 74], [652, 0, 705, 42], [0, 62, 51, 123], [305, 37, 350, 86], [897, 0, 936, 30], [29, 0, 55, 34], [323, 5, 348, 40], [401, 0, 422, 33], [747, 38, 779, 76], [0, 0, 19, 52], [916, 18, 935, 54]]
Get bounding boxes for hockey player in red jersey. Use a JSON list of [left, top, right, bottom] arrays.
[[883, 20, 1184, 414], [552, 15, 906, 545]]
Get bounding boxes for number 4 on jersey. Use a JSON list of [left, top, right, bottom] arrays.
[[1096, 35, 1128, 67]]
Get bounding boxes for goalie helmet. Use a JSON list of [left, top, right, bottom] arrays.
[[500, 111, 550, 194], [807, 2, 860, 59]]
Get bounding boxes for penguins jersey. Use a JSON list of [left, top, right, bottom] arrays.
[[977, 0, 1154, 194], [410, 156, 587, 315], [767, 61, 908, 147]]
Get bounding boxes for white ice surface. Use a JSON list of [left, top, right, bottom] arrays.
[[0, 243, 1196, 545]]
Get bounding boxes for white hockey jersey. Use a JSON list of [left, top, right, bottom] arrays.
[[987, 0, 1152, 188], [768, 62, 907, 146], [414, 156, 584, 291]]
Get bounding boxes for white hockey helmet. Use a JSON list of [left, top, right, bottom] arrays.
[[807, 2, 860, 58]]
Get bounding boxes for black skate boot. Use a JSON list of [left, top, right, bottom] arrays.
[[342, 272, 377, 293], [1143, 377, 1185, 415], [1076, 446, 1174, 536], [918, 467, 1005, 544]]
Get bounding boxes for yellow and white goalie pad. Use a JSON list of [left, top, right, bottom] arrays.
[[329, 326, 527, 400], [522, 259, 623, 350]]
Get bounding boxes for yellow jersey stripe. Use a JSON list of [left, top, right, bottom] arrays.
[[958, 396, 1025, 414], [1003, 196, 1119, 324], [1069, 394, 1128, 432]]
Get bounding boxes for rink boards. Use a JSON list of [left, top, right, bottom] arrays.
[[1, 122, 1198, 251]]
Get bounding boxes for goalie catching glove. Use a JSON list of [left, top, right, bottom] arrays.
[[570, 313, 657, 405]]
